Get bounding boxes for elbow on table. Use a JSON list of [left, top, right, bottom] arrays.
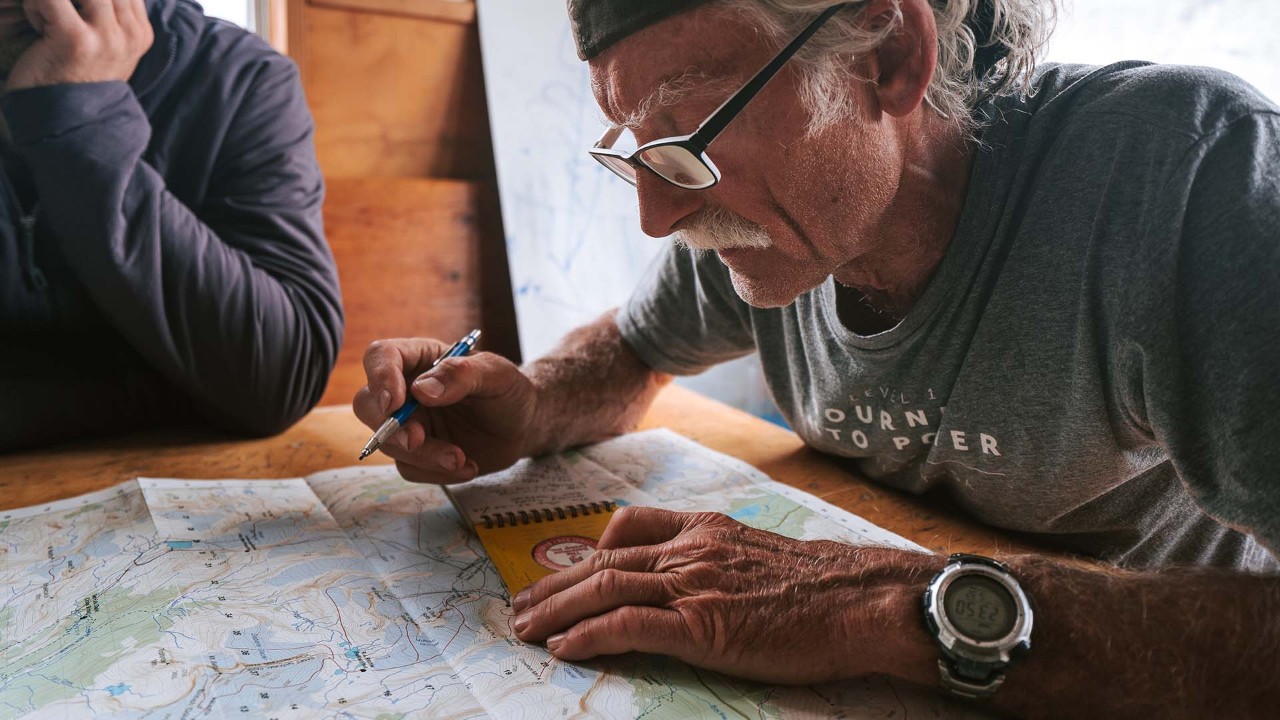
[[223, 393, 316, 438], [201, 332, 342, 439], [207, 375, 329, 438]]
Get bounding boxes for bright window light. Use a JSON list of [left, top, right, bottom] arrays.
[[201, 0, 257, 32], [1046, 0, 1279, 102]]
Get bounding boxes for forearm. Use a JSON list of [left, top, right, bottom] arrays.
[[522, 310, 672, 455], [877, 552, 1280, 718]]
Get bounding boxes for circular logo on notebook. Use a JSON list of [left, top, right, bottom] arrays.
[[532, 536, 598, 570]]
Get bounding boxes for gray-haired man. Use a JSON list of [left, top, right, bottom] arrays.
[[356, 1, 1280, 715]]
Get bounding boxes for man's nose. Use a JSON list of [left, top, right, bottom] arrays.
[[636, 172, 703, 239]]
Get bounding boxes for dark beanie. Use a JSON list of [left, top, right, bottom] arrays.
[[567, 0, 1009, 79], [568, 0, 718, 60]]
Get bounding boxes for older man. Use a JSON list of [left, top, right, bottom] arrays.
[[357, 0, 1278, 716], [0, 0, 343, 451]]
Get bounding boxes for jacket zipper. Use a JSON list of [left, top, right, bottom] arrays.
[[18, 205, 46, 291], [4, 169, 45, 292]]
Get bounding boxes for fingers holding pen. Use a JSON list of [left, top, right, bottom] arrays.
[[407, 352, 526, 407], [394, 457, 479, 485], [376, 430, 480, 483], [352, 386, 477, 479], [361, 337, 452, 414], [356, 330, 535, 480]]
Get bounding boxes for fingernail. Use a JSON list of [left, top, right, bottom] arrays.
[[512, 612, 530, 634], [546, 633, 566, 652], [438, 452, 458, 471], [416, 377, 445, 398], [512, 589, 530, 613], [462, 461, 479, 479], [379, 389, 391, 414]]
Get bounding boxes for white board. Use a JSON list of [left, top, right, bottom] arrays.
[[1047, 0, 1279, 101], [475, 0, 778, 420]]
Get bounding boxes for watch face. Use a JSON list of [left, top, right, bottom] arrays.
[[943, 574, 1017, 641]]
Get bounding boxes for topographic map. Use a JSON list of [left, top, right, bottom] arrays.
[[1, 429, 988, 719]]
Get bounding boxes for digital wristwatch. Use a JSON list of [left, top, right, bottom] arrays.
[[923, 553, 1033, 700]]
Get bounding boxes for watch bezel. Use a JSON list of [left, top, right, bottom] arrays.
[[924, 556, 1033, 668]]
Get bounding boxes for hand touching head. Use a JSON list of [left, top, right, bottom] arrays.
[[0, 0, 38, 80]]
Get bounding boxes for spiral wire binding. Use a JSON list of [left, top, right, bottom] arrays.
[[480, 501, 616, 529]]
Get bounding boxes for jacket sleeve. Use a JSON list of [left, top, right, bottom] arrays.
[[1, 63, 344, 436]]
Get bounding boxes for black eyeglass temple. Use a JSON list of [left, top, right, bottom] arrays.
[[689, 3, 848, 151]]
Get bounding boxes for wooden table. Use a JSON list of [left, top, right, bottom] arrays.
[[0, 385, 1034, 556]]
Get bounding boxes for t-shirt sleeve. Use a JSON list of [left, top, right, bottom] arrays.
[[1136, 110, 1280, 554], [616, 245, 757, 375]]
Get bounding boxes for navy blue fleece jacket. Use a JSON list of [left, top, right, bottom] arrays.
[[0, 0, 343, 451]]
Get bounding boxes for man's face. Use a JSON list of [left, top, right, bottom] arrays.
[[589, 5, 900, 309], [0, 0, 38, 78]]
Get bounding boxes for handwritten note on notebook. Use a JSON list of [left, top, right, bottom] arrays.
[[443, 451, 637, 594]]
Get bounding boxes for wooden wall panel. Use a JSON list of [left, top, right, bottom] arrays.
[[300, 4, 496, 180], [323, 178, 477, 405], [310, 0, 476, 23], [290, 0, 521, 402]]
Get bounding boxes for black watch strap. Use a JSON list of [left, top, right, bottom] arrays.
[[938, 657, 1005, 700]]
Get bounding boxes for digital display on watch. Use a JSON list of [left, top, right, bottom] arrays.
[[944, 575, 1017, 641]]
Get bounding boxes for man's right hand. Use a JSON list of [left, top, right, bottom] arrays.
[[7, 0, 154, 91], [354, 338, 540, 484]]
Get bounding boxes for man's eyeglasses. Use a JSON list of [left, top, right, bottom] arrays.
[[588, 3, 848, 191]]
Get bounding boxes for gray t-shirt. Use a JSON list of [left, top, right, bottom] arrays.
[[617, 62, 1280, 572]]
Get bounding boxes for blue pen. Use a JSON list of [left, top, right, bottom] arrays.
[[358, 329, 481, 461]]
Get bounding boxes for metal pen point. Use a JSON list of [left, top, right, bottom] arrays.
[[359, 329, 481, 461]]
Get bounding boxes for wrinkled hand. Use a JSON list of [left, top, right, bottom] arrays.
[[353, 337, 540, 484], [511, 506, 942, 685], [7, 0, 153, 91]]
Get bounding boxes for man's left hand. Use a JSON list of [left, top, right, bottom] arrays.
[[7, 0, 153, 91], [511, 506, 942, 685]]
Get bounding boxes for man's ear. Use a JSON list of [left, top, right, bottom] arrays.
[[864, 0, 938, 117]]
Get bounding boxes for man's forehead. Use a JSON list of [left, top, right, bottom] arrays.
[[594, 65, 740, 129], [589, 6, 765, 127]]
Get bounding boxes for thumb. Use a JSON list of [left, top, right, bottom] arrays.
[[409, 352, 526, 407]]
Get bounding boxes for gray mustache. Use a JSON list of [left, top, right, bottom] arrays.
[[673, 207, 773, 252]]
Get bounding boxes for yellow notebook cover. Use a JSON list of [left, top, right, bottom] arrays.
[[444, 463, 620, 597]]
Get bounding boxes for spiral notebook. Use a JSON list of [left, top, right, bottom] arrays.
[[443, 456, 632, 596]]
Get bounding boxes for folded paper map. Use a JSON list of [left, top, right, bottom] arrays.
[[0, 429, 989, 719]]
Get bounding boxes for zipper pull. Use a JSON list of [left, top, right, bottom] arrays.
[[19, 212, 47, 291]]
